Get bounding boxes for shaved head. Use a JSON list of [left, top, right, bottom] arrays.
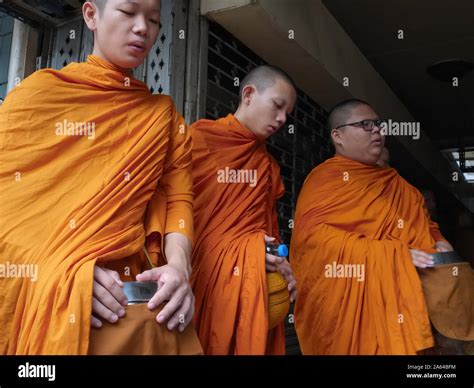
[[328, 99, 385, 166], [327, 99, 371, 131], [239, 65, 296, 103], [234, 64, 297, 139]]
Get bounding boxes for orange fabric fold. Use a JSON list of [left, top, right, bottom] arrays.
[[418, 263, 474, 341], [190, 114, 286, 355], [88, 304, 203, 355], [0, 55, 193, 354], [291, 155, 437, 355]]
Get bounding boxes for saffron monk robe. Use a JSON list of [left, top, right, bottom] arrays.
[[190, 66, 298, 354], [0, 0, 202, 355], [291, 99, 473, 355], [377, 147, 473, 354]]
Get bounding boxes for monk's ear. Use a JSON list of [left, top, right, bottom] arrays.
[[241, 85, 256, 106], [331, 128, 343, 146], [83, 2, 99, 31]]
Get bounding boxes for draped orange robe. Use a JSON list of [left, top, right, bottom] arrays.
[[291, 155, 440, 355], [190, 114, 286, 354], [0, 55, 195, 354]]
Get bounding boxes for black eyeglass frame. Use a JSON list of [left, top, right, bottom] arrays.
[[336, 119, 386, 131]]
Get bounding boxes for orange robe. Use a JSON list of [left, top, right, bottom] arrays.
[[190, 114, 286, 354], [291, 155, 439, 355], [0, 55, 196, 354]]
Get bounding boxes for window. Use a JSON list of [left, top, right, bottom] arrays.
[[443, 148, 474, 183]]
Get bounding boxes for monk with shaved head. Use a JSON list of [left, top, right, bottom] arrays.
[[291, 99, 473, 354], [0, 0, 203, 354], [190, 65, 298, 354]]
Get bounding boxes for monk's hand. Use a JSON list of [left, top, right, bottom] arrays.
[[91, 266, 128, 328], [136, 261, 193, 332], [434, 240, 454, 252], [409, 249, 434, 268], [277, 259, 297, 303], [264, 235, 284, 272]]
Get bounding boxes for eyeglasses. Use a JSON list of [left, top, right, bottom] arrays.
[[336, 119, 386, 131]]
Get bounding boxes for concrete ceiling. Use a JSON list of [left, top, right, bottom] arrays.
[[322, 0, 474, 149]]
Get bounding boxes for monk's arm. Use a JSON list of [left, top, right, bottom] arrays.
[[265, 204, 284, 271], [164, 232, 192, 278], [268, 199, 297, 301], [422, 202, 454, 251], [136, 104, 195, 331], [430, 220, 454, 252], [303, 222, 434, 268], [159, 104, 194, 272], [271, 201, 283, 243]]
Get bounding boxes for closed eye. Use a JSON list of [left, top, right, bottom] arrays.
[[119, 9, 134, 16]]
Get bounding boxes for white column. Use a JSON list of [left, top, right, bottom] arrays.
[[7, 18, 29, 93]]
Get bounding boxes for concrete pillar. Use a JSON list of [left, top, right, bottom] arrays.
[[7, 18, 38, 93]]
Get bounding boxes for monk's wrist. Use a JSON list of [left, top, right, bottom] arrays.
[[167, 254, 191, 279], [163, 232, 192, 278]]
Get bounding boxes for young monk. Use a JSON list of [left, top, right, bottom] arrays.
[[291, 99, 473, 355], [190, 65, 298, 355], [0, 0, 202, 355]]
